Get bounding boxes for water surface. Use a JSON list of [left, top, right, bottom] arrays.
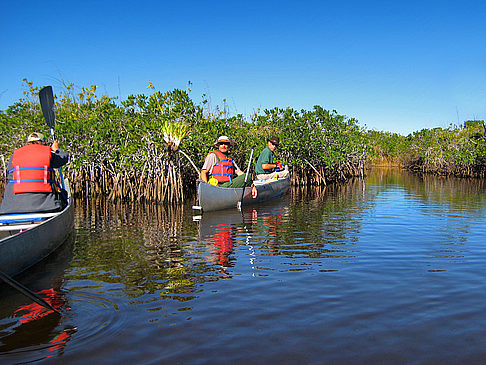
[[1, 168, 486, 363]]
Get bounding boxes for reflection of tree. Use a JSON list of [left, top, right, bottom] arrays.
[[68, 169, 486, 298], [71, 198, 201, 299], [367, 166, 486, 214], [273, 179, 369, 259], [365, 167, 486, 265], [365, 165, 412, 186], [406, 174, 486, 215], [400, 172, 486, 265]]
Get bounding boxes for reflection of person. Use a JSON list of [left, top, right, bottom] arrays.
[[1, 286, 74, 354], [213, 224, 234, 277], [200, 135, 257, 198], [0, 132, 69, 214], [255, 136, 289, 180], [248, 208, 281, 255]]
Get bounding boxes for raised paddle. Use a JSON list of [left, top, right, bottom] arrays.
[[237, 147, 255, 210], [39, 86, 55, 131], [39, 86, 66, 191], [0, 270, 59, 314]]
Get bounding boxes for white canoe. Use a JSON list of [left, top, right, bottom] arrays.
[[197, 176, 290, 212], [0, 180, 74, 277]]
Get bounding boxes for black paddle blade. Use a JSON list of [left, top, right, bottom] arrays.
[[39, 86, 56, 128], [0, 270, 59, 314]]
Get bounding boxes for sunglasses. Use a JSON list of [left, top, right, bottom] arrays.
[[219, 142, 231, 146]]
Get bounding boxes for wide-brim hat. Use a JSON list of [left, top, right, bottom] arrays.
[[27, 132, 46, 143], [214, 135, 234, 146], [268, 136, 280, 146]]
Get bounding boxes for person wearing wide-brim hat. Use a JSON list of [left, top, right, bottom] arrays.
[[0, 132, 69, 214], [213, 135, 235, 146], [255, 136, 289, 181], [200, 135, 257, 198]]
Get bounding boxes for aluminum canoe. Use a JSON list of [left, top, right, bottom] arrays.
[[197, 176, 290, 212], [0, 180, 74, 277]]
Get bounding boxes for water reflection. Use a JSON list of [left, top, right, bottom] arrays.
[[197, 209, 242, 278], [72, 198, 198, 298], [197, 201, 291, 278], [0, 235, 75, 360], [367, 166, 486, 213], [365, 167, 486, 270], [70, 170, 486, 292], [4, 168, 486, 362]]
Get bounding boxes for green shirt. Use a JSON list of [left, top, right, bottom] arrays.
[[255, 146, 274, 174]]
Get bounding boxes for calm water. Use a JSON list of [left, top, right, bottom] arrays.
[[1, 168, 486, 364]]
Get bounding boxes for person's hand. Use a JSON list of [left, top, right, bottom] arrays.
[[276, 162, 284, 171], [51, 140, 59, 152]]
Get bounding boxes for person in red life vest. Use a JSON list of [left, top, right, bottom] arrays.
[[200, 136, 257, 198], [0, 132, 69, 214]]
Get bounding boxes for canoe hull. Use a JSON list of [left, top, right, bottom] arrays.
[[198, 177, 290, 212], [0, 181, 74, 277]]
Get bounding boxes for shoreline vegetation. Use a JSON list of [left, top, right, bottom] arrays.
[[1, 80, 485, 204]]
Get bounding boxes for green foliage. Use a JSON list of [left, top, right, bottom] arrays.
[[364, 121, 486, 176], [364, 130, 411, 163], [3, 79, 486, 191], [254, 105, 367, 169]]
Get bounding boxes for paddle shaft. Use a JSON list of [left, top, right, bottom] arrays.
[[0, 270, 59, 313], [238, 148, 254, 206]]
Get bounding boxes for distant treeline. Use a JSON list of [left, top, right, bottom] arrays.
[[365, 121, 486, 177], [1, 80, 484, 203]]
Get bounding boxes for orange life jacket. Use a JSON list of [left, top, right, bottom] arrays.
[[9, 144, 55, 193], [209, 150, 235, 183]]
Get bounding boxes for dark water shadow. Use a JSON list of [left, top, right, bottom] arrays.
[[0, 233, 76, 359]]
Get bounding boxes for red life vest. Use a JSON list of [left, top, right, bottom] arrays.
[[9, 144, 55, 193], [209, 150, 235, 183]]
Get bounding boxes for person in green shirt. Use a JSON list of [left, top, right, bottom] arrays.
[[255, 136, 289, 180]]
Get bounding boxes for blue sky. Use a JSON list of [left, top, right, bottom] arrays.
[[1, 0, 485, 135]]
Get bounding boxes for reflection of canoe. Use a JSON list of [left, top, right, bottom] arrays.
[[0, 180, 74, 277], [0, 233, 75, 354], [198, 176, 290, 212], [198, 198, 290, 240], [198, 209, 247, 240]]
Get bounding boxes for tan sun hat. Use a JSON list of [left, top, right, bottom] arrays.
[[214, 135, 234, 146], [27, 132, 46, 143]]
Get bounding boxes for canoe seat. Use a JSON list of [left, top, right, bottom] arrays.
[[0, 212, 60, 225]]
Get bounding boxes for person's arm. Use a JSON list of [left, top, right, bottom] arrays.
[[200, 153, 217, 182], [233, 161, 243, 176], [261, 163, 277, 170], [200, 169, 209, 182], [50, 141, 69, 168]]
